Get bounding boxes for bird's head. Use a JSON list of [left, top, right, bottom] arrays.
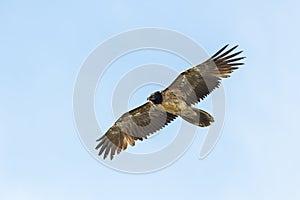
[[147, 91, 163, 104]]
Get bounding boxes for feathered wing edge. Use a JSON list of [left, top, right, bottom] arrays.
[[95, 103, 177, 160], [209, 44, 245, 78], [166, 45, 245, 105], [184, 44, 245, 104]]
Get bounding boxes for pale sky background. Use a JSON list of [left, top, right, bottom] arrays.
[[1, 0, 300, 199]]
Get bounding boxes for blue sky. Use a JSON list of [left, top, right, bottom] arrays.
[[1, 0, 300, 199]]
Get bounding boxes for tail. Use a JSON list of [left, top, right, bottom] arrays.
[[181, 107, 214, 127]]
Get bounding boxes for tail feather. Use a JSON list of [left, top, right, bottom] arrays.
[[181, 107, 214, 127]]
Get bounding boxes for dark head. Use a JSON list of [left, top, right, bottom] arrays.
[[147, 91, 163, 104]]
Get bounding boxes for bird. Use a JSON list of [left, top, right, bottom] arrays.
[[96, 44, 244, 160]]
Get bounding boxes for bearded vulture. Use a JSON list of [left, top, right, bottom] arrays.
[[96, 44, 244, 160]]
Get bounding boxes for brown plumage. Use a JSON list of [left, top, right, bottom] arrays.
[[96, 44, 244, 160]]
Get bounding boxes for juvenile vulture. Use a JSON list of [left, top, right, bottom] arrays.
[[96, 44, 244, 160]]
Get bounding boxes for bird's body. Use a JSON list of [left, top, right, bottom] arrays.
[[96, 45, 245, 160], [161, 89, 187, 114]]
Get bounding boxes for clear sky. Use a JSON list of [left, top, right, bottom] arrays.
[[1, 0, 300, 199]]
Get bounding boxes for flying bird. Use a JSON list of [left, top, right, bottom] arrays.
[[96, 44, 244, 160]]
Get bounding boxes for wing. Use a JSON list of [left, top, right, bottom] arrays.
[[95, 102, 177, 160], [165, 45, 245, 105]]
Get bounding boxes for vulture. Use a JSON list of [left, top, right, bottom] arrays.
[[96, 44, 244, 160]]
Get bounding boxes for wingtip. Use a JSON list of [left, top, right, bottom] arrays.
[[231, 62, 244, 66], [229, 45, 239, 52]]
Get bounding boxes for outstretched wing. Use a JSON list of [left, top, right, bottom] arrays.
[[166, 45, 245, 105], [95, 102, 177, 160]]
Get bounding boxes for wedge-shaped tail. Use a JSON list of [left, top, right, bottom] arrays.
[[181, 107, 214, 127]]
